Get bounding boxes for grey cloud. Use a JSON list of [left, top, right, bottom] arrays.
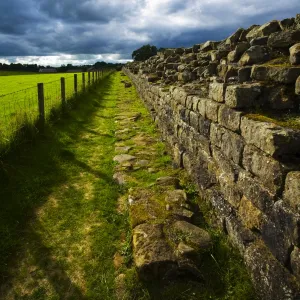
[[0, 0, 300, 64]]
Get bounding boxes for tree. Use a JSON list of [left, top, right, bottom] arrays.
[[132, 44, 157, 61]]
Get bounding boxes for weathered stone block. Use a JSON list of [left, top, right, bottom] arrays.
[[181, 53, 196, 64], [219, 176, 242, 208], [218, 105, 242, 132], [172, 221, 212, 249], [225, 83, 262, 108], [227, 42, 249, 63], [205, 99, 221, 122], [239, 45, 269, 66], [280, 18, 296, 30], [291, 247, 300, 278], [237, 169, 274, 213], [172, 87, 188, 104], [296, 76, 300, 95], [226, 28, 244, 46], [262, 200, 299, 265], [225, 214, 256, 254], [268, 29, 300, 48], [242, 144, 283, 194], [208, 82, 226, 102], [210, 123, 244, 164], [250, 36, 268, 46], [244, 241, 300, 300], [251, 65, 300, 84], [133, 223, 177, 280], [246, 21, 281, 41], [198, 115, 211, 138], [212, 146, 240, 182], [284, 171, 300, 213], [290, 43, 300, 65], [238, 66, 252, 83], [200, 41, 220, 51], [197, 98, 206, 116], [189, 111, 199, 130], [245, 116, 300, 157], [238, 195, 264, 231], [263, 85, 296, 110]]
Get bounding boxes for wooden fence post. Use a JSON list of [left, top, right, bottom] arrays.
[[82, 73, 85, 92], [88, 72, 91, 87], [37, 83, 45, 128], [93, 72, 95, 84], [61, 77, 66, 108], [74, 74, 78, 95]]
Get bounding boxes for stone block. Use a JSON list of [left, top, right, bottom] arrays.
[[219, 176, 242, 208], [212, 146, 240, 182], [133, 223, 177, 280], [238, 66, 252, 83], [218, 105, 242, 132], [250, 36, 268, 46], [238, 195, 264, 231], [291, 247, 300, 278], [244, 241, 300, 300], [208, 82, 226, 102], [263, 85, 296, 110], [284, 171, 300, 213], [172, 87, 188, 104], [225, 28, 245, 46], [262, 200, 299, 265], [290, 43, 300, 65], [205, 99, 221, 122], [225, 83, 262, 108], [246, 21, 281, 41], [237, 169, 274, 213], [242, 145, 284, 194], [251, 65, 300, 84], [240, 116, 300, 157], [227, 42, 249, 62], [198, 115, 211, 138], [268, 29, 300, 48], [197, 98, 206, 116], [238, 45, 269, 66], [200, 41, 220, 51], [189, 111, 199, 130], [296, 76, 300, 95], [225, 214, 256, 254], [210, 123, 244, 164]]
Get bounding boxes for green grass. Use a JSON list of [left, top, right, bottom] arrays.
[[0, 72, 127, 299], [0, 71, 104, 151]]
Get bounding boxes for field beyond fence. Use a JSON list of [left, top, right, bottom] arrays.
[[0, 70, 109, 152]]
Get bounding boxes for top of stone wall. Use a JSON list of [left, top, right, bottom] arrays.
[[126, 14, 300, 117]]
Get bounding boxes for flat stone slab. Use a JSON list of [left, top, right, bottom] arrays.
[[113, 154, 136, 164], [115, 146, 132, 153], [156, 176, 180, 188]]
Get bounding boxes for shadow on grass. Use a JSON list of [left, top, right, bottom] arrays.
[[0, 74, 114, 298]]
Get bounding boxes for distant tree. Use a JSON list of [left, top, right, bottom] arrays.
[[158, 47, 166, 52], [132, 44, 157, 61]]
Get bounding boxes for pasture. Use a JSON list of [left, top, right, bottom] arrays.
[[0, 71, 100, 150]]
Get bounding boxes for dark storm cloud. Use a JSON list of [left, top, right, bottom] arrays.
[[0, 0, 300, 64]]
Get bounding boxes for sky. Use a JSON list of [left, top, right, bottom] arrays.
[[0, 0, 300, 66]]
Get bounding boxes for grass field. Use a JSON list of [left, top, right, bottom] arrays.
[[0, 72, 85, 96], [0, 71, 102, 151]]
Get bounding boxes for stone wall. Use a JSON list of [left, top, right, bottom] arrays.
[[124, 14, 300, 300]]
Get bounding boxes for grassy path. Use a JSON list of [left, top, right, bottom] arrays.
[[0, 73, 126, 299]]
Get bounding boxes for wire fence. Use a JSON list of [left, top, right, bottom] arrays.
[[0, 70, 109, 151]]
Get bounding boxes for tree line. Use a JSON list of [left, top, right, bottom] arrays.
[[0, 61, 124, 72]]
